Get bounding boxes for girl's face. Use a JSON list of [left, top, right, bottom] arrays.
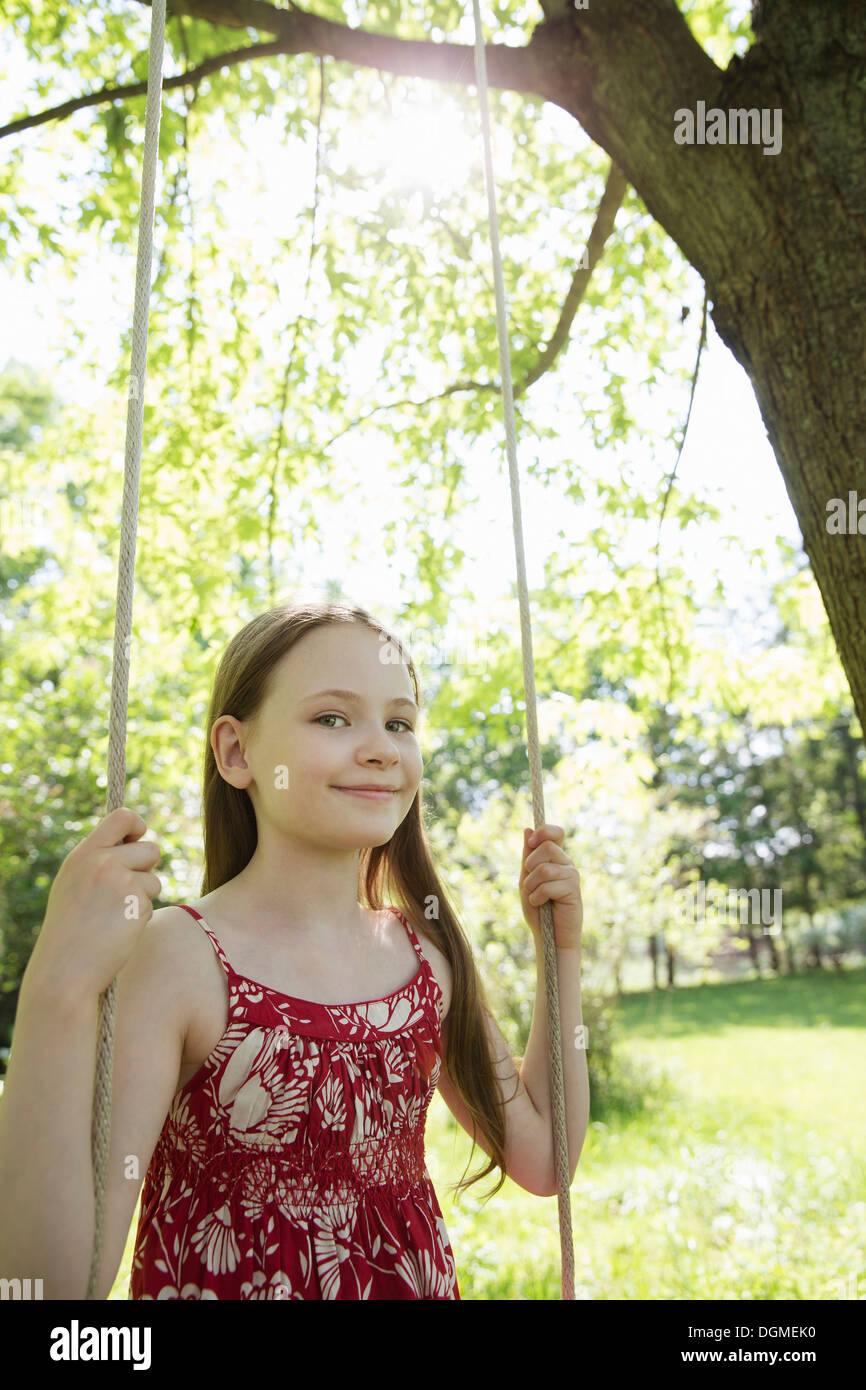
[[230, 623, 424, 848]]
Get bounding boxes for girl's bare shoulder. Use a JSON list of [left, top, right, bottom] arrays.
[[147, 902, 224, 989]]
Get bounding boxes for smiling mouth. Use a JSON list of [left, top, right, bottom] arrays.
[[333, 787, 397, 800]]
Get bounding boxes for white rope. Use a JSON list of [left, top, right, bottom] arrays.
[[469, 0, 576, 1300], [86, 0, 166, 1301]]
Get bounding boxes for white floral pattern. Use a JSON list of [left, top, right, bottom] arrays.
[[130, 906, 460, 1300]]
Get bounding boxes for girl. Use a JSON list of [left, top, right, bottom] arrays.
[[0, 600, 586, 1300]]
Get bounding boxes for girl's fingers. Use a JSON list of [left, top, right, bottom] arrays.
[[529, 879, 576, 903], [526, 824, 565, 846], [525, 862, 574, 886], [522, 828, 576, 893], [524, 841, 571, 868]]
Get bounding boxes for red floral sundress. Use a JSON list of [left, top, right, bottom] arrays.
[[128, 904, 461, 1300]]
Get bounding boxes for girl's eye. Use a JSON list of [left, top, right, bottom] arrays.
[[315, 714, 414, 732]]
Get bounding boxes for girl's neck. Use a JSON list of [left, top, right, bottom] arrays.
[[201, 872, 369, 941]]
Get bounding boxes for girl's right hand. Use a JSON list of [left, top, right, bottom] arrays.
[[27, 807, 163, 1003]]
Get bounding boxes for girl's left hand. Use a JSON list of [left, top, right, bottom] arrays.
[[519, 824, 583, 950]]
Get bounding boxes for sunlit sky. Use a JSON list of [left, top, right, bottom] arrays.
[[1, 3, 800, 672]]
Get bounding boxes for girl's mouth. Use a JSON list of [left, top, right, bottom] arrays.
[[333, 787, 396, 801]]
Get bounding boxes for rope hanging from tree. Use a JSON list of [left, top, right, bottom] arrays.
[[87, 0, 575, 1301], [85, 0, 166, 1302], [469, 0, 575, 1301]]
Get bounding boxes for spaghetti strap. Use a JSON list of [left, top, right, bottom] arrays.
[[390, 906, 430, 968], [176, 903, 233, 978], [387, 907, 444, 1024]]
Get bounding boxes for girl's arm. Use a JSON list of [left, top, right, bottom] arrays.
[[0, 962, 101, 1299], [0, 806, 169, 1298], [437, 1006, 567, 1197], [518, 936, 590, 1190], [0, 912, 191, 1300], [517, 824, 589, 1191], [436, 825, 587, 1198]]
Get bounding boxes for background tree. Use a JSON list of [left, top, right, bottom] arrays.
[[7, 1, 861, 725], [1, 2, 863, 1068]]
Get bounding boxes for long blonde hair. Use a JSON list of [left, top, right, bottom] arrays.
[[200, 600, 510, 1198]]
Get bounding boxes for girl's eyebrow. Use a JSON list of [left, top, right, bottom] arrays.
[[300, 688, 419, 714]]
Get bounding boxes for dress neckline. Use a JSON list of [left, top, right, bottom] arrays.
[[183, 904, 426, 1012]]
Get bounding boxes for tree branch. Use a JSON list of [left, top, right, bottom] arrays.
[[5, 0, 759, 313], [2, 0, 551, 142], [3, 0, 741, 301], [515, 159, 628, 399], [315, 157, 628, 451], [148, 0, 773, 303], [0, 40, 288, 139], [147, 0, 545, 92], [314, 378, 492, 458], [652, 288, 709, 706]]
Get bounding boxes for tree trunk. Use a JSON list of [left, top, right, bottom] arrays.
[[765, 926, 781, 974], [777, 923, 794, 974], [649, 932, 659, 990]]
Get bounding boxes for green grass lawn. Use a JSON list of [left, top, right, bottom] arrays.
[[110, 964, 866, 1300]]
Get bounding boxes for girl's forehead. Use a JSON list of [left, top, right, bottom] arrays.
[[275, 627, 414, 693], [287, 623, 395, 667]]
